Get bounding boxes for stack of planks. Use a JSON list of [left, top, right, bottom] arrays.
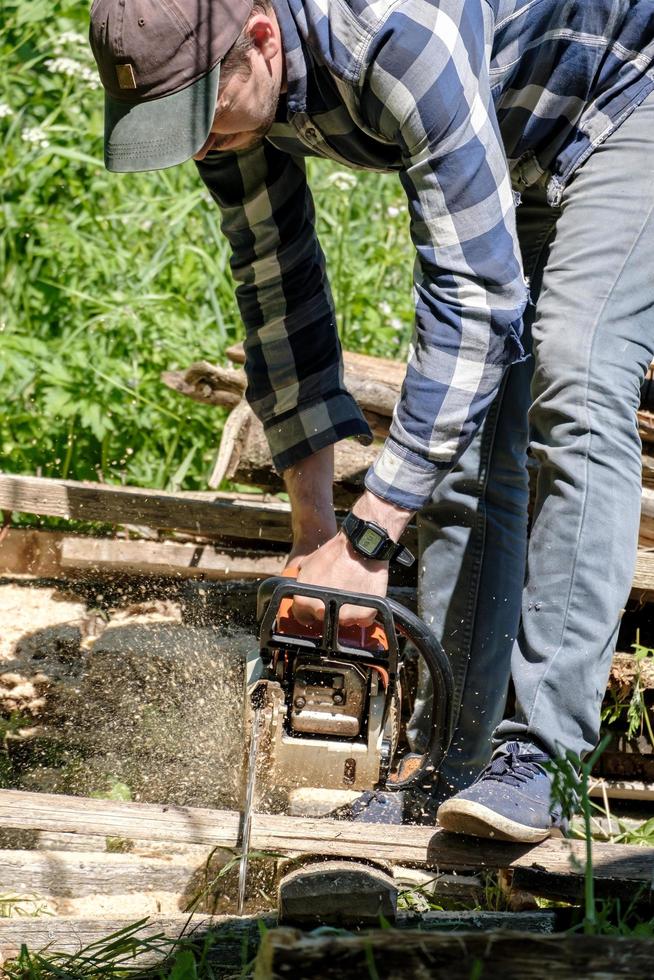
[[0, 789, 651, 970]]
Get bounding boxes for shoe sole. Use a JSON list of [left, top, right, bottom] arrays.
[[437, 799, 553, 843]]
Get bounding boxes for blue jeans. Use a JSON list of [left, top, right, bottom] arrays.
[[410, 91, 654, 801]]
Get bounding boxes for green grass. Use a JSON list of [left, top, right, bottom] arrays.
[[0, 0, 413, 495]]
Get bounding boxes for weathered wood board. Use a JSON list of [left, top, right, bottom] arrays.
[[0, 791, 650, 891], [0, 911, 560, 966], [253, 927, 654, 980], [0, 476, 295, 543]]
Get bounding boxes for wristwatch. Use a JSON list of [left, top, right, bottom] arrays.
[[341, 511, 415, 567]]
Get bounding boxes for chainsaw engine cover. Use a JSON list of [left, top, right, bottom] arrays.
[[251, 577, 454, 796], [290, 658, 367, 737]]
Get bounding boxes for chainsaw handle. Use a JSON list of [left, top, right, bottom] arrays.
[[257, 577, 400, 672], [385, 598, 454, 791]]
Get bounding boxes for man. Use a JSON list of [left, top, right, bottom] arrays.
[[90, 0, 654, 842]]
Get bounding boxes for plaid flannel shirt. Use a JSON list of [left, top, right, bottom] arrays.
[[196, 0, 654, 511]]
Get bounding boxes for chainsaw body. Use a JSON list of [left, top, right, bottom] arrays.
[[246, 578, 454, 798]]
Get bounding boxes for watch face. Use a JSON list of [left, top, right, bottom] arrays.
[[358, 526, 384, 556]]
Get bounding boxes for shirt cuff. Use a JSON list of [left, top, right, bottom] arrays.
[[365, 439, 451, 511], [267, 390, 373, 473]]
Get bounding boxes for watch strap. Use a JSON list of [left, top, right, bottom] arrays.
[[341, 512, 415, 568]]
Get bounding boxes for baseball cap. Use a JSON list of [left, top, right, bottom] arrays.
[[89, 0, 254, 172]]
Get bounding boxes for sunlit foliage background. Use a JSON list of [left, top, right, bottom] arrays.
[[1, 0, 413, 491]]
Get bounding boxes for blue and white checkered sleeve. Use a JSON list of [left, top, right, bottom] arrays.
[[360, 0, 529, 511], [196, 143, 372, 473]]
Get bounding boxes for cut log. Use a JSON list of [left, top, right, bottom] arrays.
[[222, 407, 379, 501], [0, 791, 651, 895], [161, 361, 246, 408], [253, 927, 654, 980], [278, 861, 397, 927]]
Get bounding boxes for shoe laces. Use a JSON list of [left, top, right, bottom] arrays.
[[479, 745, 550, 788]]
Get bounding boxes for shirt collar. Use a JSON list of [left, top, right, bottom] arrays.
[[271, 0, 309, 114]]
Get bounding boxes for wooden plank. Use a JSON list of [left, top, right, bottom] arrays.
[[0, 475, 295, 544], [0, 528, 66, 578], [0, 791, 650, 888], [253, 927, 654, 980], [589, 778, 654, 802], [633, 549, 654, 593], [0, 914, 270, 967], [510, 866, 647, 905], [0, 528, 285, 581], [7, 522, 654, 596], [61, 536, 285, 580], [0, 848, 214, 898], [0, 912, 558, 964], [3, 476, 654, 595]]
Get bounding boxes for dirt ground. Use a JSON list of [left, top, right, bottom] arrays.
[[0, 577, 268, 919]]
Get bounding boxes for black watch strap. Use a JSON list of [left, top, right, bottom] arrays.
[[341, 511, 415, 568]]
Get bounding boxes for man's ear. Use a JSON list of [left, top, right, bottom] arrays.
[[248, 15, 279, 64]]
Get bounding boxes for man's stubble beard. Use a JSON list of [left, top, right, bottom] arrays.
[[216, 86, 281, 153]]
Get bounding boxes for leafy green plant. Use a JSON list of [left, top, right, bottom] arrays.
[[627, 635, 654, 744], [3, 915, 264, 979], [1, 0, 413, 500], [548, 735, 611, 936], [600, 633, 654, 746]]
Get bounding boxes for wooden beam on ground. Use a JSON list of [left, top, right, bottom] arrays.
[[0, 528, 285, 580], [0, 911, 560, 965], [0, 848, 215, 899], [0, 475, 295, 544], [589, 778, 654, 802], [60, 536, 286, 580], [0, 914, 271, 967], [253, 927, 654, 980], [0, 791, 650, 893]]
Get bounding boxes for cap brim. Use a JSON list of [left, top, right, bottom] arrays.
[[103, 63, 221, 173]]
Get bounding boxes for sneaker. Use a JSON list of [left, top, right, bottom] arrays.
[[330, 790, 406, 824], [436, 741, 566, 843]]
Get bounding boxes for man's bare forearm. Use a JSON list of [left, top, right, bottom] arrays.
[[283, 445, 338, 556], [284, 444, 414, 560]]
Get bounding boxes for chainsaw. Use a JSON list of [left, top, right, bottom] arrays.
[[237, 575, 454, 911]]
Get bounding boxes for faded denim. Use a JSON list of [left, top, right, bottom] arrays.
[[411, 91, 654, 801]]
